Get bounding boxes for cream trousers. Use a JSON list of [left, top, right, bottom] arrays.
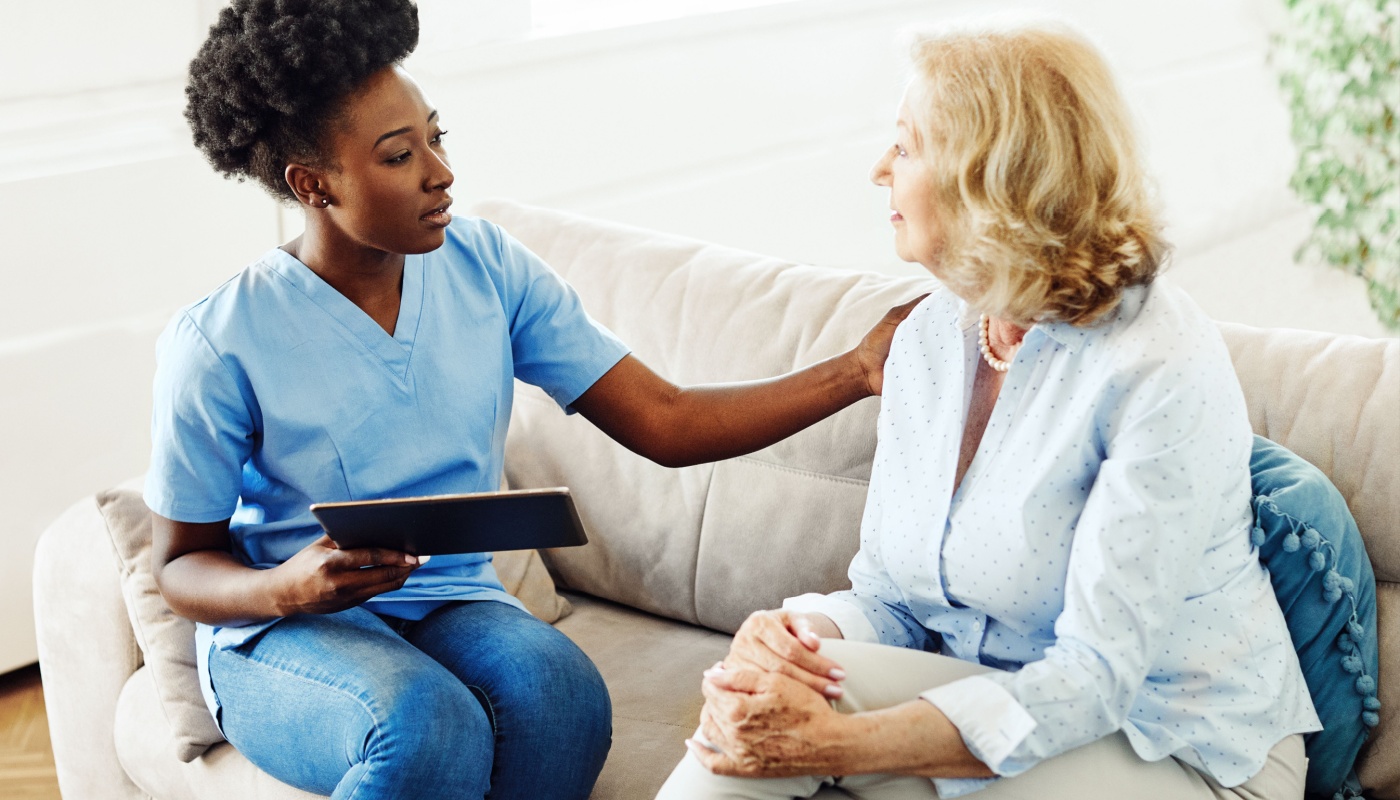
[[655, 638, 1306, 800]]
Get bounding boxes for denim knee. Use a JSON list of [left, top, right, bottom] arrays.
[[363, 664, 496, 794], [511, 630, 612, 739], [509, 641, 612, 795], [556, 649, 613, 746]]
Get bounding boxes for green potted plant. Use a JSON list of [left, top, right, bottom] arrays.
[[1274, 0, 1398, 332]]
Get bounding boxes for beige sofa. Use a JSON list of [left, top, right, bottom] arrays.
[[34, 199, 1399, 799]]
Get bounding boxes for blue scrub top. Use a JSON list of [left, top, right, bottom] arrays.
[[145, 215, 629, 651]]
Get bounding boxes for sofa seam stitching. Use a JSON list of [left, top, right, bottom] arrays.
[[731, 455, 870, 488]]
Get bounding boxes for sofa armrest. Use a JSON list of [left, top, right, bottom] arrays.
[[33, 493, 146, 800]]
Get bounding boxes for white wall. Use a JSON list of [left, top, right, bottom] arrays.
[[0, 0, 1390, 672]]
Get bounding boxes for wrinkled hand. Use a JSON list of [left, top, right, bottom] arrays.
[[854, 294, 929, 396], [724, 610, 845, 698], [273, 534, 421, 615], [688, 665, 848, 778]]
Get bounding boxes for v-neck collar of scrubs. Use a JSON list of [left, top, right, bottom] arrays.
[[265, 248, 426, 382]]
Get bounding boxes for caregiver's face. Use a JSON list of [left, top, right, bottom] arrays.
[[870, 91, 946, 273], [318, 66, 456, 255]]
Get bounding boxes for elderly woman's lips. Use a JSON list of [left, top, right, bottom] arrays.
[[890, 212, 904, 222]]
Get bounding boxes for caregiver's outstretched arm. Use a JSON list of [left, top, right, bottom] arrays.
[[572, 294, 925, 468]]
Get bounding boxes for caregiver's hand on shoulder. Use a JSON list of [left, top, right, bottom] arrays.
[[272, 534, 420, 615], [853, 294, 928, 396], [725, 610, 846, 699], [688, 665, 848, 778]]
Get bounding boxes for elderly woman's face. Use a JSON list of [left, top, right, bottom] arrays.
[[870, 94, 945, 274]]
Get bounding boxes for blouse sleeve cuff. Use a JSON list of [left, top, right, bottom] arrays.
[[780, 593, 881, 644], [920, 675, 1038, 775]]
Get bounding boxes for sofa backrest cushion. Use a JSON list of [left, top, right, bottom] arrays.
[[1218, 323, 1399, 584], [481, 200, 935, 632]]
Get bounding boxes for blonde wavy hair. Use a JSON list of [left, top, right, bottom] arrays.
[[905, 20, 1169, 326]]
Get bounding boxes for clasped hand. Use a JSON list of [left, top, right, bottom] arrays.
[[687, 610, 852, 778]]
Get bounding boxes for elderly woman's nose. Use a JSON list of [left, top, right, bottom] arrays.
[[870, 151, 891, 186]]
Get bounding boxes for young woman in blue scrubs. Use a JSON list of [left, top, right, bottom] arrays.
[[146, 2, 918, 798]]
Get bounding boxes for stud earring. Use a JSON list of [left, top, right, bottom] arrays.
[[320, 197, 330, 207]]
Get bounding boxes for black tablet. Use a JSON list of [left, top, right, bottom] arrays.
[[309, 487, 588, 556]]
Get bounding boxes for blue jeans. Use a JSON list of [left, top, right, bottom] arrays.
[[207, 600, 611, 799]]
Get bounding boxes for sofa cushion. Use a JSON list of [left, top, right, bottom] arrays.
[[694, 456, 870, 632], [1250, 436, 1379, 796], [98, 486, 571, 763], [552, 592, 732, 799], [1219, 323, 1399, 584], [492, 541, 573, 623], [115, 666, 321, 800], [98, 487, 225, 761]]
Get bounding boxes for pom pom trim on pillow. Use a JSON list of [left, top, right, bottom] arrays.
[[1250, 493, 1380, 800]]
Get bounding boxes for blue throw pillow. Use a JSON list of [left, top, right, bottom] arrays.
[[1249, 435, 1379, 799]]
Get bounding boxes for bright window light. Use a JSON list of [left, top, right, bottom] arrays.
[[531, 0, 802, 37]]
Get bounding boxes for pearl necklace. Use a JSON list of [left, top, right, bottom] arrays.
[[977, 313, 1013, 373]]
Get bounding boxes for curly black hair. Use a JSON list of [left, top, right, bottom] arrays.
[[184, 0, 420, 202]]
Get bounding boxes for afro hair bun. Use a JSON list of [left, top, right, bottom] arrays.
[[184, 0, 419, 202]]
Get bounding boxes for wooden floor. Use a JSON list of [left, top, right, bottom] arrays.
[[0, 665, 62, 799]]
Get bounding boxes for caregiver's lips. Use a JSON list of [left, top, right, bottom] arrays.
[[891, 211, 903, 222], [421, 200, 453, 228]]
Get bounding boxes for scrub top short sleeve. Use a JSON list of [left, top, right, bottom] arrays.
[[144, 311, 255, 524], [480, 221, 630, 412]]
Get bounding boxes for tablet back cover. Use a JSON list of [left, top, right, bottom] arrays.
[[311, 490, 587, 555]]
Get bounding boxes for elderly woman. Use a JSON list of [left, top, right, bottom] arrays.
[[657, 21, 1320, 800]]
